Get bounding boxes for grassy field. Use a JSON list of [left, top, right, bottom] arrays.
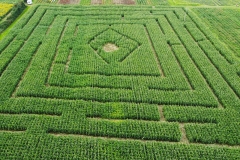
[[0, 4, 239, 159]]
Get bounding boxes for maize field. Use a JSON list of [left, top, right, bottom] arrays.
[[0, 5, 239, 159]]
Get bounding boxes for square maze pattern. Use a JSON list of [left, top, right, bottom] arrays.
[[0, 5, 240, 150]]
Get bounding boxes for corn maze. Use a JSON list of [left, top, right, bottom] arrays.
[[0, 5, 240, 159]]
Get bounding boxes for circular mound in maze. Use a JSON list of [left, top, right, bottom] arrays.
[[103, 43, 119, 52]]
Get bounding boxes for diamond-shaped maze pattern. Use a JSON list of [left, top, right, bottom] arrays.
[[67, 24, 162, 76], [89, 28, 139, 63]]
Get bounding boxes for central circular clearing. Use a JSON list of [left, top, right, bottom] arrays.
[[103, 43, 119, 52]]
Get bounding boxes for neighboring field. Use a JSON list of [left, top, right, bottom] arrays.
[[34, 0, 59, 4], [0, 5, 239, 159], [192, 8, 240, 58], [0, 0, 21, 3], [33, 0, 168, 5], [168, 0, 240, 6], [33, 0, 240, 5], [0, 1, 26, 34], [0, 3, 13, 17]]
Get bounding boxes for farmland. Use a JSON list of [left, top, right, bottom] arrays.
[[0, 0, 21, 3], [168, 0, 240, 6], [33, 0, 168, 5], [32, 0, 240, 5], [192, 8, 240, 58], [0, 1, 26, 34], [0, 3, 13, 17], [0, 3, 239, 160]]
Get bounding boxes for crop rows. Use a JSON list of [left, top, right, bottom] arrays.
[[0, 3, 13, 18], [192, 8, 240, 58], [0, 132, 239, 159], [0, 5, 239, 158], [35, 0, 59, 3], [168, 0, 240, 6], [0, 0, 20, 3]]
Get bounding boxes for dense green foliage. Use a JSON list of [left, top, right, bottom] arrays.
[[1, 132, 240, 159], [0, 1, 26, 33], [0, 5, 239, 159]]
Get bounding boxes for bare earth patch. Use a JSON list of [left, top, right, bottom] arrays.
[[103, 43, 119, 52], [91, 0, 102, 4], [113, 0, 135, 5], [59, 0, 80, 4]]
